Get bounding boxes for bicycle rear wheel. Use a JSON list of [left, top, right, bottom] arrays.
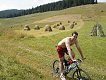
[[72, 69, 91, 80], [53, 60, 60, 75]]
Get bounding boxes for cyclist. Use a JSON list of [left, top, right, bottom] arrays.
[[56, 31, 85, 80]]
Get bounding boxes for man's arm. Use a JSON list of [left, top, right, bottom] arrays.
[[75, 40, 84, 59]]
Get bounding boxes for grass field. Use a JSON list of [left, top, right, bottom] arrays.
[[0, 3, 106, 80]]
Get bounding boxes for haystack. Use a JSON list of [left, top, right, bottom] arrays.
[[57, 24, 60, 26], [58, 25, 65, 30], [68, 21, 70, 23], [60, 22, 62, 25], [24, 25, 30, 31], [90, 23, 105, 37], [70, 23, 74, 29], [45, 25, 52, 32], [74, 22, 77, 25], [34, 25, 40, 30]]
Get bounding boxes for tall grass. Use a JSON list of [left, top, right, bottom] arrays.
[[0, 52, 43, 80]]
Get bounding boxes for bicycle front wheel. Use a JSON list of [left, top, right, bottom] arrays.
[[53, 60, 60, 75], [72, 69, 91, 80]]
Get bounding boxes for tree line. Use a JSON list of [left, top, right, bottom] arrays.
[[0, 0, 97, 18]]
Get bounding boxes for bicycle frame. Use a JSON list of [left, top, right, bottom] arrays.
[[64, 59, 80, 75]]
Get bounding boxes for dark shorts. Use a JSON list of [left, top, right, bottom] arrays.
[[56, 45, 68, 58]]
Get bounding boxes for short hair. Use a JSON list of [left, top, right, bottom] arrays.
[[72, 31, 78, 36]]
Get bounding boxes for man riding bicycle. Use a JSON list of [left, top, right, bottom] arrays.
[[56, 31, 85, 80]]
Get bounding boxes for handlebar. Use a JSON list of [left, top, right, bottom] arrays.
[[64, 58, 86, 66], [72, 59, 82, 63], [73, 58, 86, 63]]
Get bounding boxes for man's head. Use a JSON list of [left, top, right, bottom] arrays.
[[72, 31, 78, 38]]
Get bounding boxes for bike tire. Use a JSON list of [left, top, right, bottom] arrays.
[[53, 60, 60, 75], [72, 69, 91, 80]]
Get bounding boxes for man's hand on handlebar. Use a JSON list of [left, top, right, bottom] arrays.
[[73, 58, 86, 63]]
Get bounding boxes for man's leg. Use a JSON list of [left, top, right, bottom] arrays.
[[59, 57, 65, 74], [59, 56, 66, 80]]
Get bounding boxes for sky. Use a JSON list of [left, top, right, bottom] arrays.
[[0, 0, 106, 11]]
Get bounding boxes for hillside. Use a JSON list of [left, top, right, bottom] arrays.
[[0, 3, 106, 80], [0, 0, 97, 18], [0, 9, 23, 18]]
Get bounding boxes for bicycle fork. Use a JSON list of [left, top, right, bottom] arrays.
[[76, 69, 82, 80]]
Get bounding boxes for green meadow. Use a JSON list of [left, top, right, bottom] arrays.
[[0, 3, 106, 80]]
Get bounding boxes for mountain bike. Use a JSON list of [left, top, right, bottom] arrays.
[[52, 58, 91, 80]]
